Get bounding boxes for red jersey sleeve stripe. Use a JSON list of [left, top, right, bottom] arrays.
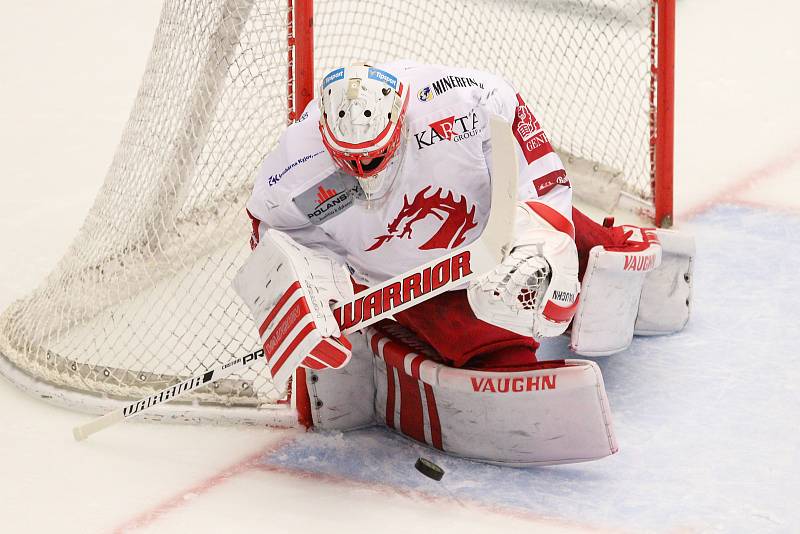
[[246, 209, 263, 250], [524, 201, 575, 239]]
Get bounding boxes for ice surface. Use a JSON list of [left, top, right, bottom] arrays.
[[2, 0, 800, 533], [258, 205, 800, 533]]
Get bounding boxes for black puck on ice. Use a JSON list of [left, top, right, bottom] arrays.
[[415, 457, 445, 481]]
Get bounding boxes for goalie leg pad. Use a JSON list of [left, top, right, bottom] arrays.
[[570, 227, 662, 356], [304, 332, 377, 431], [634, 229, 695, 335], [368, 322, 617, 466]]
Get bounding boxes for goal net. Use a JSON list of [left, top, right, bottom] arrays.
[[0, 0, 674, 425]]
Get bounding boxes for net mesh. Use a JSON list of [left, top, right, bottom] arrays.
[[0, 0, 659, 423]]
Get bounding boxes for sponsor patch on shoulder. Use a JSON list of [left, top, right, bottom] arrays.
[[533, 169, 570, 196], [513, 93, 553, 164], [292, 172, 364, 225], [267, 150, 324, 187]]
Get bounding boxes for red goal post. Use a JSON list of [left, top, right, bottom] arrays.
[[0, 0, 676, 425], [289, 0, 675, 227], [653, 0, 675, 229]]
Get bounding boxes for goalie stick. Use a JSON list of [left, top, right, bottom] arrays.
[[73, 114, 518, 441]]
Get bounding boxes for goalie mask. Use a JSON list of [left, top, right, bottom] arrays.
[[318, 65, 410, 199]]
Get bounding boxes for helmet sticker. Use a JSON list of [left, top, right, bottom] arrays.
[[322, 68, 345, 89], [318, 65, 409, 185], [367, 67, 398, 90]]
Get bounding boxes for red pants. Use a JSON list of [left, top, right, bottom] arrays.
[[393, 208, 631, 371]]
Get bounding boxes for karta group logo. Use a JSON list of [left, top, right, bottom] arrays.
[[413, 112, 482, 150], [367, 185, 477, 251], [418, 85, 434, 102]]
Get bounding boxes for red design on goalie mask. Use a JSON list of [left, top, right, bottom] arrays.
[[367, 186, 477, 251]]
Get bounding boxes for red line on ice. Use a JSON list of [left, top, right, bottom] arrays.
[[252, 462, 614, 532], [111, 429, 612, 533], [680, 142, 800, 220], [111, 434, 296, 533]]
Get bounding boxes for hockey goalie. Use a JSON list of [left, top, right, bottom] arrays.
[[233, 62, 695, 466]]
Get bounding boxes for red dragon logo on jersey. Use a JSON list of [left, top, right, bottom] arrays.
[[366, 186, 477, 251]]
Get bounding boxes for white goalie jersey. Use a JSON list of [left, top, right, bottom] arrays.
[[236, 62, 694, 467], [246, 61, 575, 286]]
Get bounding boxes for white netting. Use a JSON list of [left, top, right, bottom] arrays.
[[316, 0, 657, 204], [0, 0, 660, 424]]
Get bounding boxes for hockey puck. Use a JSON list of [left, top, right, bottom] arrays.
[[415, 457, 445, 481]]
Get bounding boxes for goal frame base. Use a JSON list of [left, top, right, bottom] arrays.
[[0, 348, 298, 427]]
